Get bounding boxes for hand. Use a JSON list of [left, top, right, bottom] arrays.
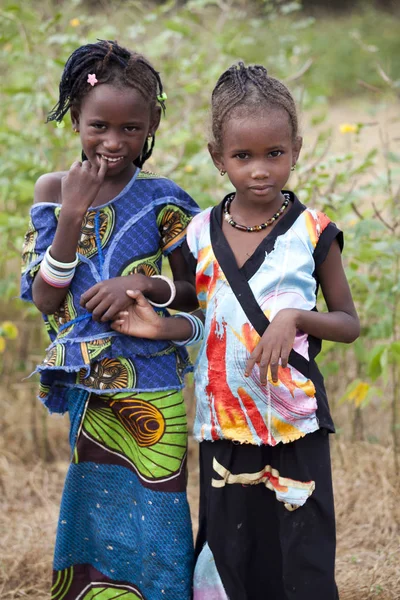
[[111, 290, 164, 339], [61, 158, 108, 215], [80, 275, 148, 322], [245, 308, 298, 384]]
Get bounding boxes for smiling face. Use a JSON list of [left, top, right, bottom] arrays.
[[210, 106, 302, 212], [71, 83, 160, 181]]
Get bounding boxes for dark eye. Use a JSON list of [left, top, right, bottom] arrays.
[[235, 152, 249, 160], [125, 126, 138, 132], [92, 123, 105, 130], [269, 150, 283, 158]]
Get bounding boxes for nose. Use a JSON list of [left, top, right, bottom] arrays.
[[251, 161, 269, 179], [103, 132, 123, 152]]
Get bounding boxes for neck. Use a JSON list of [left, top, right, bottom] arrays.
[[230, 192, 287, 222]]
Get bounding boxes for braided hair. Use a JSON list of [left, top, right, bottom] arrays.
[[47, 40, 166, 167], [211, 62, 298, 148]]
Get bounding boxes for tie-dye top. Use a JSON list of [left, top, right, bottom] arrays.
[[21, 169, 200, 414], [184, 192, 343, 446]]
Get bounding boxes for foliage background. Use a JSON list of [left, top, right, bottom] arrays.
[[0, 0, 399, 598]]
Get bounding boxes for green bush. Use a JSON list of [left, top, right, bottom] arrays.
[[0, 0, 399, 449]]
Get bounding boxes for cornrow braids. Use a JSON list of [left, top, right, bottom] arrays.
[[211, 61, 298, 147], [47, 40, 166, 167]]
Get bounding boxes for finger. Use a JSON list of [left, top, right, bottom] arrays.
[[91, 300, 111, 321], [270, 351, 281, 383], [82, 160, 93, 171], [83, 293, 104, 314], [80, 286, 99, 307], [280, 344, 290, 369], [98, 156, 108, 180], [126, 290, 153, 310], [70, 160, 82, 170], [100, 305, 120, 322], [245, 350, 261, 377], [259, 351, 271, 386], [110, 320, 125, 332]]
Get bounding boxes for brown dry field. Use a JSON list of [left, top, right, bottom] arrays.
[[1, 100, 399, 599]]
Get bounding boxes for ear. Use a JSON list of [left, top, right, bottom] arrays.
[[292, 135, 303, 166], [149, 106, 161, 137], [70, 106, 80, 132], [208, 142, 224, 172]]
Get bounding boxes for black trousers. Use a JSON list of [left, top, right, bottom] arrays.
[[195, 429, 339, 600]]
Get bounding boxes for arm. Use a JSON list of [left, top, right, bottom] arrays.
[[246, 239, 360, 383], [111, 289, 200, 340], [291, 239, 360, 342], [81, 236, 198, 322], [32, 159, 108, 314]]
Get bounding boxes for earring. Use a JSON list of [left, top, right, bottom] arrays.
[[291, 165, 296, 171], [148, 133, 153, 139], [73, 128, 79, 134], [220, 170, 226, 176]]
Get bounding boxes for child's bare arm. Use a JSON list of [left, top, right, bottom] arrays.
[[246, 239, 360, 384], [32, 159, 108, 314], [111, 290, 196, 340]]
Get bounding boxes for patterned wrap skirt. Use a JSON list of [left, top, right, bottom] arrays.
[[193, 429, 339, 600], [51, 387, 194, 600]]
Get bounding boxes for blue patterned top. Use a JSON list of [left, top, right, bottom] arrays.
[[21, 169, 200, 414]]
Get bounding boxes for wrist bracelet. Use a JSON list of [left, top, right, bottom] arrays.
[[148, 275, 176, 308], [39, 246, 78, 288], [46, 246, 79, 269], [171, 313, 204, 347]]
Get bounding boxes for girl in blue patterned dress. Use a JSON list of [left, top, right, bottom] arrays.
[[20, 40, 199, 600], [112, 62, 360, 599]]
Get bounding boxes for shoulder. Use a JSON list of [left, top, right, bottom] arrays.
[[187, 207, 213, 241], [34, 172, 66, 204], [136, 171, 199, 211], [293, 206, 336, 248]]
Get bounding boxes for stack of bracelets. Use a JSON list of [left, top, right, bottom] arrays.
[[40, 246, 78, 288], [172, 312, 204, 347]]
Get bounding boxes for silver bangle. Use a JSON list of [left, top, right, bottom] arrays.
[[148, 275, 176, 308]]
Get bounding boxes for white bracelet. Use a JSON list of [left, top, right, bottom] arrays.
[[46, 246, 79, 269], [171, 313, 204, 346], [148, 275, 176, 308]]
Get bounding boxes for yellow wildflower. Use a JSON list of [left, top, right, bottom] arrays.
[[339, 123, 358, 134], [347, 381, 369, 407], [70, 18, 80, 27], [1, 321, 18, 340], [0, 337, 5, 353], [184, 165, 194, 173]]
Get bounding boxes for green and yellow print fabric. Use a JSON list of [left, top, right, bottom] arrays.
[[51, 566, 145, 600], [77, 390, 188, 484], [157, 204, 192, 254]]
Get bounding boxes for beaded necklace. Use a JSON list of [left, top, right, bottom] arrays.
[[223, 192, 290, 232]]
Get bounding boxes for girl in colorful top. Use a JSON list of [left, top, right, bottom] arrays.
[[20, 40, 200, 600], [112, 62, 360, 599]]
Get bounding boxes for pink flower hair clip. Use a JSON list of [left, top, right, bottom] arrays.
[[87, 73, 98, 86]]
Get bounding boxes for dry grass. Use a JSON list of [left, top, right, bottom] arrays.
[[1, 420, 399, 599]]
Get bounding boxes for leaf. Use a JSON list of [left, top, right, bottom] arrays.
[[367, 345, 385, 381]]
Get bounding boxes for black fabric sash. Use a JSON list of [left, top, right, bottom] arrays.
[[210, 203, 311, 378]]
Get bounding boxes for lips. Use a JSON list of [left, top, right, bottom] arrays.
[[250, 184, 273, 190]]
